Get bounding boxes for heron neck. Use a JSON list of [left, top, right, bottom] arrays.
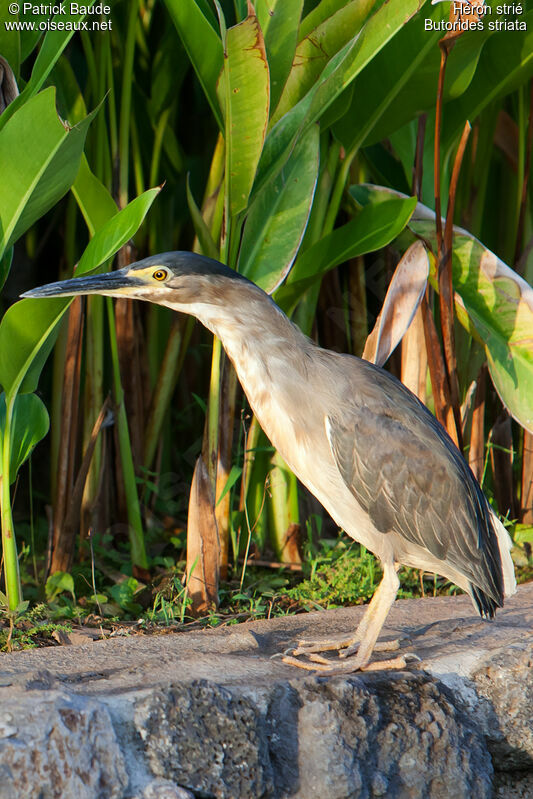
[[178, 283, 314, 415]]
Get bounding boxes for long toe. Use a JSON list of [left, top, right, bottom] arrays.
[[292, 633, 360, 656], [339, 637, 400, 659]]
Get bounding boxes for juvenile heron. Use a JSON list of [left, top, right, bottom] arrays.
[[24, 252, 516, 672]]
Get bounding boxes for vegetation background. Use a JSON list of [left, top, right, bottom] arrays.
[[0, 0, 531, 648]]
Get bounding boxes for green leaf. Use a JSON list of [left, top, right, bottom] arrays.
[[0, 188, 161, 398], [238, 124, 319, 293], [255, 0, 304, 110], [443, 12, 533, 147], [0, 3, 20, 78], [110, 577, 141, 610], [272, 0, 377, 123], [9, 106, 98, 249], [335, 6, 491, 151], [274, 196, 417, 311], [45, 571, 75, 602], [48, 55, 88, 125], [0, 392, 49, 483], [163, 0, 224, 131], [0, 298, 69, 397], [0, 88, 66, 256], [298, 0, 359, 39], [219, 10, 270, 217], [216, 465, 243, 507], [354, 184, 533, 434], [430, 226, 533, 435], [255, 0, 424, 197], [0, 247, 13, 293], [0, 0, 97, 129], [71, 155, 118, 236], [186, 175, 219, 260], [514, 524, 533, 544], [77, 187, 161, 275]]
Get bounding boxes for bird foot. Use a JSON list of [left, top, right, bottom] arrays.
[[281, 651, 417, 674], [290, 635, 400, 659], [280, 636, 414, 674]]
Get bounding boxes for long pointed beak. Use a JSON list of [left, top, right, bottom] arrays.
[[21, 267, 143, 299]]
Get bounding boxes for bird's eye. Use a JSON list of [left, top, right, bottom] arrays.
[[152, 269, 168, 281]]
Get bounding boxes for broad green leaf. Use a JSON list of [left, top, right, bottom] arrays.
[[77, 187, 161, 274], [274, 195, 417, 311], [48, 55, 88, 124], [415, 220, 533, 435], [443, 12, 533, 147], [219, 11, 270, 217], [353, 184, 533, 434], [238, 124, 319, 293], [0, 297, 70, 397], [272, 0, 376, 124], [255, 0, 424, 198], [299, 0, 359, 40], [72, 155, 118, 236], [8, 105, 98, 249], [0, 392, 49, 483], [0, 1, 97, 130], [333, 3, 487, 151], [163, 0, 224, 131], [0, 3, 20, 78], [0, 88, 67, 256], [233, 0, 248, 22], [45, 571, 75, 602], [0, 188, 161, 398], [256, 0, 304, 110]]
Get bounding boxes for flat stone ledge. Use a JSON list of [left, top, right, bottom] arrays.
[[0, 583, 531, 799]]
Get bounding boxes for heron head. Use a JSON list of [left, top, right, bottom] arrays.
[[22, 251, 251, 311]]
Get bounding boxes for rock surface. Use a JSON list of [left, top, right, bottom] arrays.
[[0, 583, 531, 799]]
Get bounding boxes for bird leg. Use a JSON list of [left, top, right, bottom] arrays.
[[282, 563, 406, 673]]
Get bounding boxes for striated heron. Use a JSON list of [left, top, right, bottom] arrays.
[[24, 252, 516, 672]]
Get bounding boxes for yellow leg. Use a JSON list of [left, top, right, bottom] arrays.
[[282, 562, 407, 673]]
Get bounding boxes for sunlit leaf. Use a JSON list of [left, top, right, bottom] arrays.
[[272, 0, 376, 123], [218, 10, 270, 217], [353, 184, 533, 434], [274, 195, 417, 312], [239, 124, 319, 293], [0, 392, 49, 483], [255, 0, 424, 197], [0, 188, 161, 398], [255, 0, 303, 110], [0, 0, 97, 129]]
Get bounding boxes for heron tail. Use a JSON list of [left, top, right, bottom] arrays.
[[490, 510, 517, 598]]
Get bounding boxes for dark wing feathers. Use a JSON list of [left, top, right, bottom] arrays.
[[326, 359, 504, 613]]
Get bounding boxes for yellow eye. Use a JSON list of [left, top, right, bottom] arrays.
[[152, 269, 168, 281]]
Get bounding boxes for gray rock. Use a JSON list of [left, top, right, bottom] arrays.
[[141, 779, 194, 799], [492, 770, 533, 799], [0, 692, 128, 799], [0, 584, 531, 799]]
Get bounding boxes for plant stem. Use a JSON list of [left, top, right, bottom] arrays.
[[118, 0, 139, 208], [1, 396, 21, 610], [106, 297, 148, 570]]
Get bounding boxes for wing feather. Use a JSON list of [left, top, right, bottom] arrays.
[[325, 359, 503, 609]]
